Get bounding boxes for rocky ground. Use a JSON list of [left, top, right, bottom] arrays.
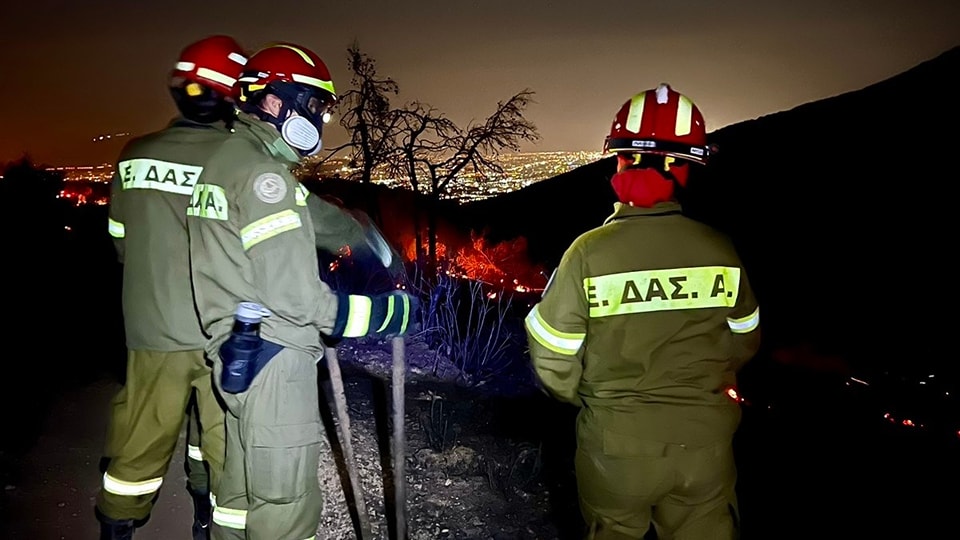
[[315, 337, 582, 540]]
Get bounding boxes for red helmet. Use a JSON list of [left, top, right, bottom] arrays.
[[237, 42, 337, 156], [237, 42, 337, 109], [603, 83, 709, 165], [171, 35, 248, 98]]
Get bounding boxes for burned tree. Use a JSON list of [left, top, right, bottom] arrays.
[[323, 42, 401, 185], [392, 90, 541, 267], [390, 102, 458, 266], [329, 47, 541, 269]]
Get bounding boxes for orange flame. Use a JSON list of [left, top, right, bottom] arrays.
[[404, 232, 547, 292]]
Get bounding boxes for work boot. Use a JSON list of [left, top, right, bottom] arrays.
[[96, 508, 135, 540], [189, 488, 212, 540]]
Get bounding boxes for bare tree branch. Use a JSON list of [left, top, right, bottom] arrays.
[[336, 41, 402, 184], [332, 47, 541, 267]]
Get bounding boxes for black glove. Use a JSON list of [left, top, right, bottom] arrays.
[[331, 291, 418, 339]]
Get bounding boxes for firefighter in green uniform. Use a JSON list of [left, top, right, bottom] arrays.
[[97, 36, 248, 540], [525, 83, 762, 540], [185, 42, 415, 540]]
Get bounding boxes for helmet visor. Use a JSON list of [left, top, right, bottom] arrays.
[[267, 82, 335, 131]]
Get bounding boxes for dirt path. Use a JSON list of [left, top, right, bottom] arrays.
[[1, 378, 197, 540]]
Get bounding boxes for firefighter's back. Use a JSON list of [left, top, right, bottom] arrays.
[[577, 204, 749, 445]]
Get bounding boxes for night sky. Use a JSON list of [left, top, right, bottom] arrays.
[[3, 0, 958, 166]]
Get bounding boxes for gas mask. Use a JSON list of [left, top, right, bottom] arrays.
[[252, 82, 334, 157], [281, 113, 322, 156]]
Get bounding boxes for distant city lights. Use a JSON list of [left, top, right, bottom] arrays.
[[92, 132, 130, 142], [302, 150, 605, 202], [42, 151, 604, 207]]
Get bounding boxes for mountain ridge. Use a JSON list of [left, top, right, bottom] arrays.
[[458, 44, 960, 361]]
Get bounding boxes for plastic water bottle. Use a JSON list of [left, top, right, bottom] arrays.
[[221, 302, 272, 393]]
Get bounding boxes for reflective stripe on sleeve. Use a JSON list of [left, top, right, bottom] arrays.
[[102, 472, 163, 496], [376, 294, 395, 333], [187, 444, 203, 461], [398, 293, 410, 335], [343, 295, 372, 337], [240, 209, 302, 250], [295, 185, 309, 206], [210, 492, 247, 530], [727, 307, 760, 334], [524, 304, 585, 355], [108, 218, 125, 238]]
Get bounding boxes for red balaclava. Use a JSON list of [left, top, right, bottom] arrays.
[[611, 153, 689, 207]]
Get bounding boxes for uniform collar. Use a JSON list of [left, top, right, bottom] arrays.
[[603, 200, 683, 225], [235, 112, 301, 165]]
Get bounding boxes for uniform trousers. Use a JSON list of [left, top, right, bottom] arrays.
[[576, 414, 739, 540], [97, 349, 225, 521], [210, 347, 324, 540]]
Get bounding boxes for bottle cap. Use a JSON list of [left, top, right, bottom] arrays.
[[236, 302, 272, 323]]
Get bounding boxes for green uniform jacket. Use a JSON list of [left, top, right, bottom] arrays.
[[108, 118, 232, 351], [185, 112, 338, 358], [306, 193, 402, 278], [525, 201, 762, 446]]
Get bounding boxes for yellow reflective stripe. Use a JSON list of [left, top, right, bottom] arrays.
[[187, 184, 229, 221], [295, 185, 309, 206], [210, 492, 247, 530], [274, 44, 315, 66], [107, 218, 125, 238], [118, 158, 202, 196], [675, 95, 693, 136], [102, 472, 163, 496], [626, 93, 646, 134], [727, 307, 760, 334], [291, 73, 336, 96], [240, 209, 302, 250], [398, 293, 410, 335], [584, 266, 741, 318], [376, 294, 395, 333], [343, 295, 372, 337], [524, 305, 584, 355], [196, 67, 236, 88], [187, 444, 203, 461], [212, 506, 247, 530]]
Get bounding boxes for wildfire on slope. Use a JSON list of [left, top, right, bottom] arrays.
[[403, 233, 548, 295]]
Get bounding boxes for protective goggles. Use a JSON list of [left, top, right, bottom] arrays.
[[269, 82, 336, 127]]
